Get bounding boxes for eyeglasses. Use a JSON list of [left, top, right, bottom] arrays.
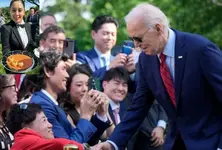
[[20, 103, 28, 110], [1, 84, 16, 90], [128, 28, 150, 43]]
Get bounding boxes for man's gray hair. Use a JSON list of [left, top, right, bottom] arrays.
[[125, 3, 169, 32]]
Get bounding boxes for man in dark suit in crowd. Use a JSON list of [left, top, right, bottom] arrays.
[[77, 15, 136, 80], [102, 67, 168, 150], [26, 7, 39, 41], [102, 67, 130, 127], [93, 2, 222, 150]]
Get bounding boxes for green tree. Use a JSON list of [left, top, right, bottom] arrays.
[[25, 0, 39, 8], [41, 0, 222, 50]]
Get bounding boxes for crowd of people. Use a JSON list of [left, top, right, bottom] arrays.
[[1, 1, 222, 150]]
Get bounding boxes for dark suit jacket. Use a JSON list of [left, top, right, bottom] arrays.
[[76, 48, 114, 80], [30, 91, 97, 143], [108, 29, 222, 150], [1, 20, 36, 55], [77, 48, 136, 93]]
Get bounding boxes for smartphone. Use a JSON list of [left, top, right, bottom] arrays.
[[88, 77, 101, 91], [63, 39, 76, 58], [122, 40, 134, 55]]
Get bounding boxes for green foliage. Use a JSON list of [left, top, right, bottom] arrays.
[[0, 44, 5, 74], [1, 7, 10, 24], [42, 0, 222, 50]]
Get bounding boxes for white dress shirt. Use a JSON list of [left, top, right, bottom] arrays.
[[109, 99, 121, 124], [94, 46, 111, 70], [16, 20, 29, 48], [41, 89, 58, 105]]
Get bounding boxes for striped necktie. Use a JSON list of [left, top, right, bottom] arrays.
[[160, 53, 176, 107]]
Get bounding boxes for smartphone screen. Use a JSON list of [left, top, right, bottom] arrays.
[[88, 77, 101, 91]]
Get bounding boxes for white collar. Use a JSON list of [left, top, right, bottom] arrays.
[[157, 28, 175, 58], [109, 98, 120, 111], [94, 46, 111, 60], [41, 89, 58, 105]]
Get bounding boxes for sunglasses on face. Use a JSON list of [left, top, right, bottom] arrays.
[[128, 36, 143, 43], [128, 28, 150, 43]]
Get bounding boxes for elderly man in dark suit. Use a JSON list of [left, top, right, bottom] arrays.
[[93, 2, 222, 150]]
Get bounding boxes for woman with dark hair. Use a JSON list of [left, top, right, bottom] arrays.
[[6, 103, 84, 150], [60, 64, 113, 144], [61, 64, 94, 124], [0, 75, 17, 150], [1, 0, 37, 55]]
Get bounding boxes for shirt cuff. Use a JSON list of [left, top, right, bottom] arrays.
[[96, 113, 108, 122], [130, 73, 135, 81], [106, 140, 118, 150], [76, 60, 82, 64], [157, 120, 167, 129], [106, 65, 109, 71]]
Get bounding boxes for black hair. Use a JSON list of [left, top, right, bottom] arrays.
[[66, 64, 92, 92], [6, 103, 43, 135], [103, 67, 130, 83], [10, 0, 25, 9], [38, 50, 69, 89], [40, 25, 65, 41], [92, 15, 119, 32], [29, 7, 35, 11], [17, 75, 40, 102]]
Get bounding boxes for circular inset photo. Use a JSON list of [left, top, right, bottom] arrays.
[[2, 50, 35, 73]]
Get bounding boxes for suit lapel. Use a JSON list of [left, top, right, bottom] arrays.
[[24, 24, 31, 49], [119, 102, 125, 121], [37, 91, 70, 127], [174, 30, 187, 107], [108, 105, 117, 125], [89, 49, 101, 70], [12, 25, 24, 49]]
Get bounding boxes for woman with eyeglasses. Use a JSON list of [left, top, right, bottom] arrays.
[[6, 103, 84, 150], [0, 75, 17, 150], [1, 0, 37, 56]]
